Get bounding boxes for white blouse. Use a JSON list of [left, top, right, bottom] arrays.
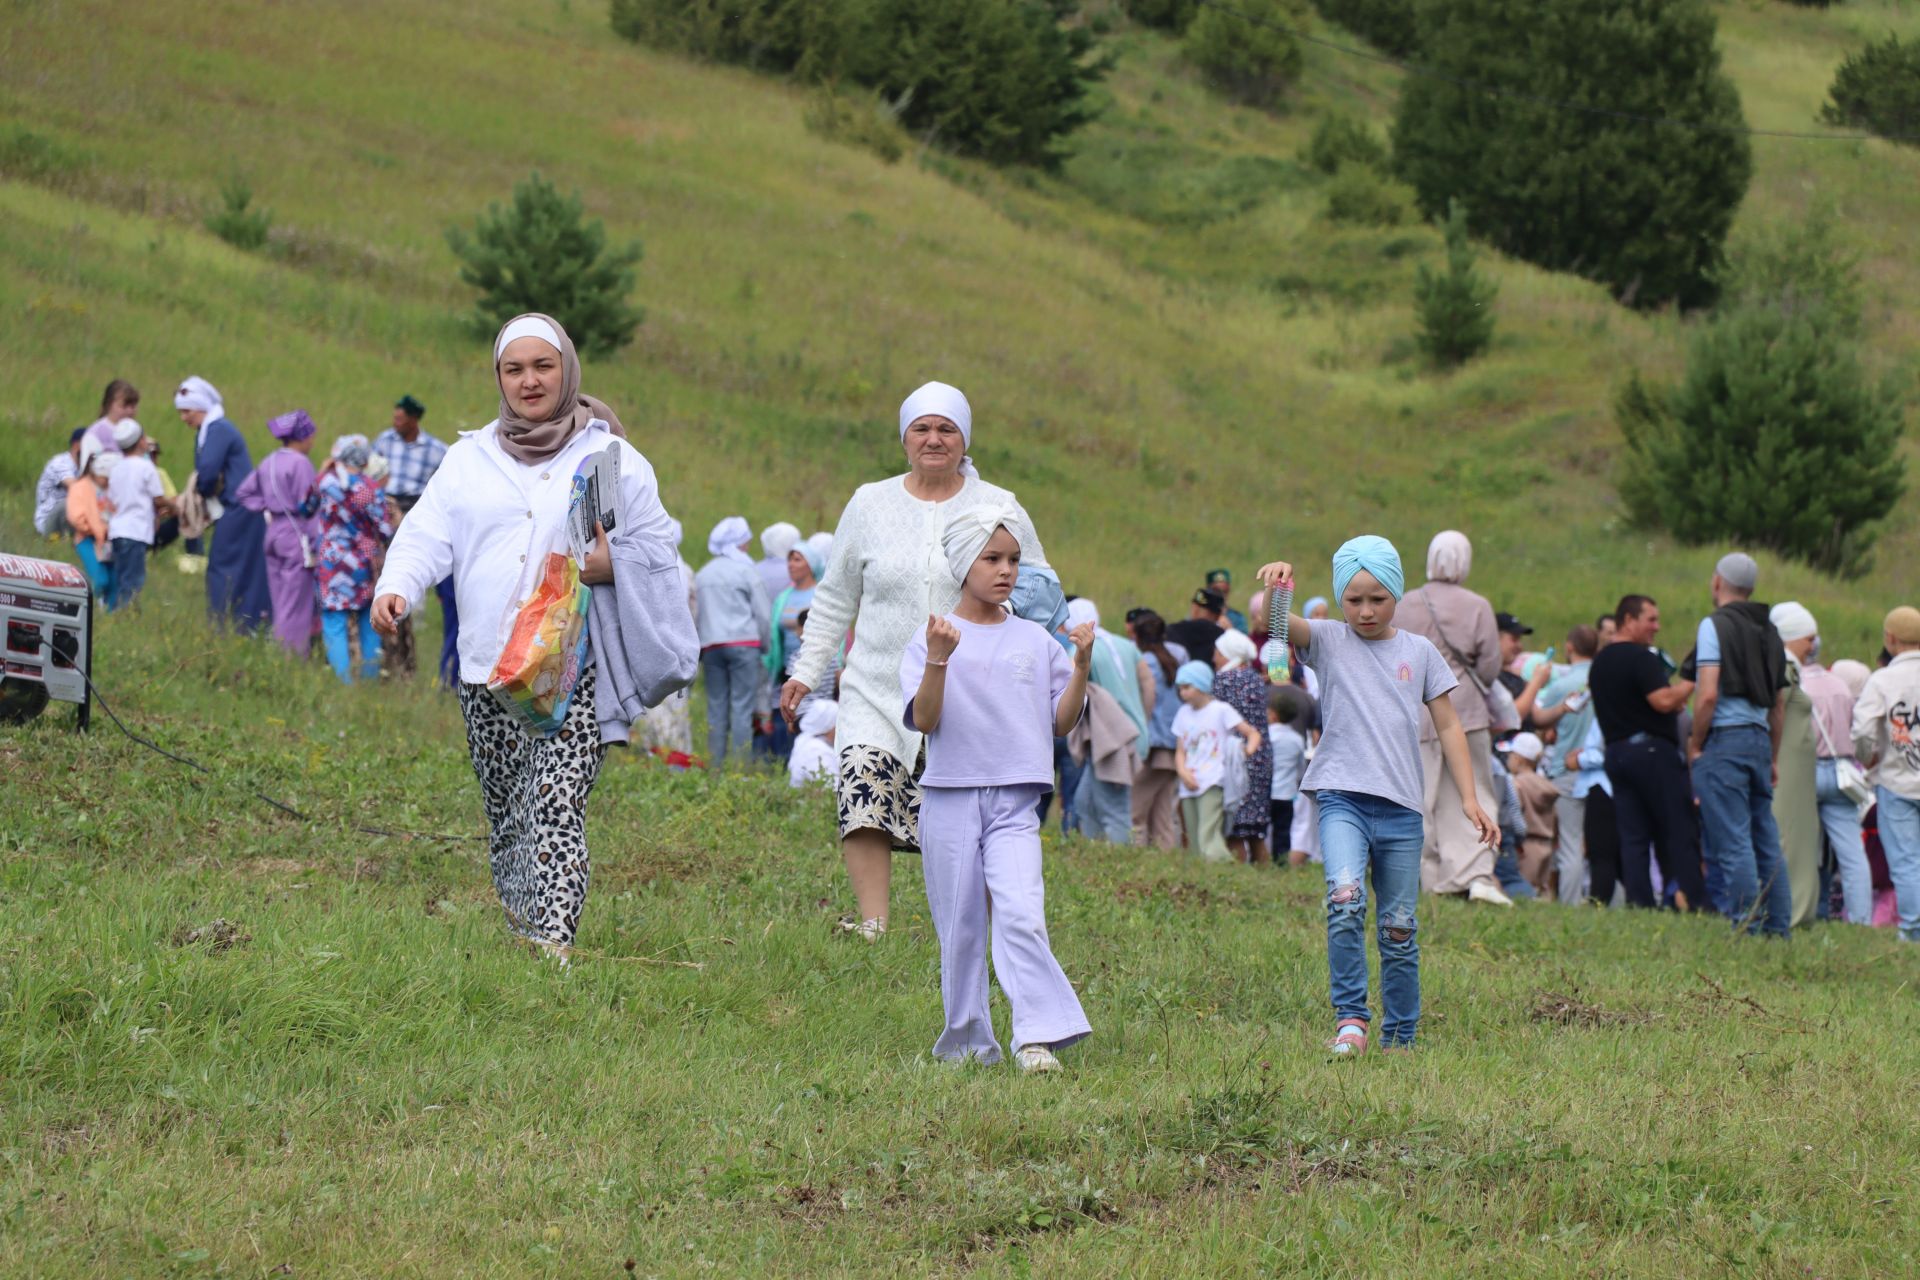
[[791, 474, 1046, 766], [373, 422, 675, 685]]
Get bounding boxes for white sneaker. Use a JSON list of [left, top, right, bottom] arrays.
[[1014, 1045, 1062, 1074], [1468, 880, 1515, 907], [837, 916, 887, 941]]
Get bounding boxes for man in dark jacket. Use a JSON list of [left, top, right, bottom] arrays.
[[1686, 552, 1792, 937]]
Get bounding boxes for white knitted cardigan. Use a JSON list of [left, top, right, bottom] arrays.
[[790, 474, 1047, 766]]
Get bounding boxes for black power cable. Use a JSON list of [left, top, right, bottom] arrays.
[[33, 635, 487, 844]]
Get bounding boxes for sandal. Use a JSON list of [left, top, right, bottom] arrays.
[[1328, 1018, 1368, 1057]]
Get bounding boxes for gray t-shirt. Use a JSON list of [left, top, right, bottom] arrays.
[[1301, 620, 1458, 815]]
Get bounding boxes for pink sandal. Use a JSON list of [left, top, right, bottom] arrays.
[[1328, 1018, 1368, 1057]]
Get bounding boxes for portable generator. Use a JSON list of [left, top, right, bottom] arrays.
[[0, 551, 92, 729]]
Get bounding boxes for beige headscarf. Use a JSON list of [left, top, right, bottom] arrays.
[[492, 313, 627, 464], [1426, 530, 1473, 584]]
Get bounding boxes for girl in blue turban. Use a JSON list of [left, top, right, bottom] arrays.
[[1256, 539, 1497, 1057]]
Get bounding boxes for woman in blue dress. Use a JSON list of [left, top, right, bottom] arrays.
[[177, 376, 272, 633]]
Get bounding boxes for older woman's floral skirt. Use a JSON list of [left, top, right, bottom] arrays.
[[837, 744, 922, 853]]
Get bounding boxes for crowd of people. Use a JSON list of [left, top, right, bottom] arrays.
[[24, 344, 1920, 1071]]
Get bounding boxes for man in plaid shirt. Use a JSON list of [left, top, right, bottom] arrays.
[[373, 395, 457, 685]]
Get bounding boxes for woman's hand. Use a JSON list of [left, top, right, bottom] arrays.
[[1464, 800, 1499, 850], [926, 615, 962, 665], [371, 593, 408, 641], [1068, 621, 1095, 671], [779, 678, 813, 730], [1257, 561, 1294, 590], [579, 523, 614, 586], [1177, 768, 1199, 791]]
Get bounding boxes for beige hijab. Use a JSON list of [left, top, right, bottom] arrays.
[[492, 312, 627, 464]]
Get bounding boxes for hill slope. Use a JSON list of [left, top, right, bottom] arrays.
[[2, 0, 1916, 648]]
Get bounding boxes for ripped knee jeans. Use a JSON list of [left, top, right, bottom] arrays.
[[1315, 789, 1424, 1046]]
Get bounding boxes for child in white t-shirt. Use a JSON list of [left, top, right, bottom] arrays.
[[1258, 536, 1496, 1057], [788, 700, 838, 789], [897, 507, 1094, 1073], [1267, 686, 1310, 857], [1172, 661, 1262, 864]]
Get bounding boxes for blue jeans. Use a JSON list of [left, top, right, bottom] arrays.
[[435, 575, 460, 690], [1816, 760, 1874, 925], [323, 607, 381, 683], [76, 539, 114, 602], [700, 645, 760, 765], [1053, 737, 1084, 834], [1693, 726, 1791, 937], [1494, 843, 1538, 898], [1317, 789, 1423, 1045], [1875, 789, 1920, 942], [1074, 769, 1133, 845], [107, 538, 149, 611]]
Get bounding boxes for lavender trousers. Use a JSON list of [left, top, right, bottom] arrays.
[[919, 784, 1092, 1064]]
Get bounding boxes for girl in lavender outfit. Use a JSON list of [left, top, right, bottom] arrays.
[[899, 506, 1094, 1073]]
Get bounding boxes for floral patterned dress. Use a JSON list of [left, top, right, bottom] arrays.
[[1214, 665, 1274, 840], [312, 467, 393, 612]]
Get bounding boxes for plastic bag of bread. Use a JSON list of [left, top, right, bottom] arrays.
[[486, 531, 592, 736]]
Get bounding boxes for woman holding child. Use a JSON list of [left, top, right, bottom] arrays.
[[781, 382, 1048, 942]]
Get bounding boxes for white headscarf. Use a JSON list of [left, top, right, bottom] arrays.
[[761, 521, 800, 561], [941, 504, 1029, 586], [174, 375, 225, 447], [1426, 530, 1472, 584], [664, 517, 684, 549], [899, 381, 978, 479], [1066, 598, 1100, 633], [1770, 601, 1817, 643], [799, 699, 838, 737], [807, 531, 833, 561], [1215, 629, 1258, 670], [708, 515, 754, 563]]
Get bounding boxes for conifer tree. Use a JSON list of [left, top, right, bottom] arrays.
[[1413, 199, 1497, 367], [446, 173, 644, 358]]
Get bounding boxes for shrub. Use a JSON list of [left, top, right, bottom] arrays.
[[1302, 112, 1387, 175], [205, 177, 272, 252], [1323, 161, 1411, 226], [1122, 0, 1198, 31], [803, 86, 910, 163], [1308, 0, 1418, 57], [445, 172, 644, 358], [1821, 35, 1920, 147], [1392, 0, 1750, 310], [1616, 226, 1905, 578], [1413, 199, 1497, 367], [1183, 0, 1307, 109], [610, 0, 1107, 168]]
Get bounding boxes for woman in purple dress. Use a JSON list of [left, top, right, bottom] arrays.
[[1213, 630, 1276, 864], [233, 411, 320, 657], [313, 435, 394, 683]]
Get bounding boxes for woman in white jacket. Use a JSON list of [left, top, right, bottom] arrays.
[[780, 381, 1046, 941], [372, 313, 676, 960]]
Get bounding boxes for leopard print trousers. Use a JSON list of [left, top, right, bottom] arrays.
[[458, 665, 606, 947]]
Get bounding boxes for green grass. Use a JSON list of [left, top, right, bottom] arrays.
[[4, 555, 1920, 1277], [5, 1, 1920, 1272]]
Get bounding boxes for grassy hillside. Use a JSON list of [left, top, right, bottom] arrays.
[[2, 0, 1916, 655], [3, 563, 1919, 1276]]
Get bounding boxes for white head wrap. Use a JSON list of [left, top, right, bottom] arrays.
[[1066, 598, 1100, 632], [941, 504, 1029, 586], [173, 376, 222, 415], [1215, 629, 1258, 670], [1508, 732, 1545, 763], [708, 515, 754, 563], [664, 517, 684, 549], [78, 438, 105, 477], [899, 381, 977, 479], [492, 315, 566, 360], [1426, 530, 1472, 584], [1830, 659, 1870, 700], [799, 700, 838, 737], [91, 451, 121, 482], [761, 521, 801, 561], [1770, 601, 1817, 643]]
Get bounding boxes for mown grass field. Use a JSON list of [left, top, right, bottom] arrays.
[[3, 563, 1919, 1277], [4, 0, 1920, 1274]]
